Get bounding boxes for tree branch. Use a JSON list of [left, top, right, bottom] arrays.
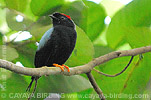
[[0, 46, 151, 76], [86, 72, 106, 100], [1, 46, 151, 100]]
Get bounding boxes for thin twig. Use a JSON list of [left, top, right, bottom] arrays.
[[93, 56, 134, 77], [86, 72, 105, 100]]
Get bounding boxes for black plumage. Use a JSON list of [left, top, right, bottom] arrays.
[[35, 13, 77, 67], [26, 12, 77, 95], [35, 25, 77, 67]]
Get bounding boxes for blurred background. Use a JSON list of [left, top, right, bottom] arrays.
[[0, 0, 151, 100]]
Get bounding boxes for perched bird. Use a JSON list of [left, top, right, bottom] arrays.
[[26, 12, 77, 94]]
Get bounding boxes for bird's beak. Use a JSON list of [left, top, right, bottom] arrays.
[[49, 15, 54, 18], [49, 15, 57, 20]]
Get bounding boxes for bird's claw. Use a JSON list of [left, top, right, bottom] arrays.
[[62, 64, 70, 72], [53, 63, 64, 71], [53, 63, 70, 72]]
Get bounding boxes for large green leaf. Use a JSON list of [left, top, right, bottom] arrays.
[[0, 73, 28, 100], [124, 26, 151, 48], [0, 45, 18, 61], [34, 75, 92, 94], [30, 0, 64, 16], [106, 20, 127, 49], [22, 0, 37, 21], [94, 45, 113, 58], [0, 32, 3, 45], [106, 0, 151, 49], [0, 0, 5, 7], [93, 45, 113, 69], [142, 78, 151, 100], [13, 42, 36, 67], [6, 10, 34, 31], [5, 0, 28, 12], [81, 0, 106, 41], [66, 26, 94, 67], [0, 8, 6, 27]]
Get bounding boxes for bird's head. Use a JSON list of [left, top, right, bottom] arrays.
[[49, 12, 75, 28]]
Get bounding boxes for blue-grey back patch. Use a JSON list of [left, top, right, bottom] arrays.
[[37, 27, 54, 51]]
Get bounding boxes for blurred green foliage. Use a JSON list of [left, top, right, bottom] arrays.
[[0, 0, 151, 100]]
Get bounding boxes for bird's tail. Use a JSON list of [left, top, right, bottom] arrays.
[[26, 76, 39, 100], [26, 76, 35, 92]]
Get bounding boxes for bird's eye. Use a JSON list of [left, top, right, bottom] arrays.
[[61, 17, 66, 20]]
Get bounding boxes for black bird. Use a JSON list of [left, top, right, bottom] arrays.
[[26, 12, 77, 94]]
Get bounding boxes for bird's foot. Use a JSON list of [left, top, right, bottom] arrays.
[[53, 63, 64, 71], [62, 64, 70, 72], [53, 63, 70, 72]]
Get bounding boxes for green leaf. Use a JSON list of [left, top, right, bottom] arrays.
[[13, 42, 36, 67], [36, 16, 51, 26], [0, 8, 6, 27], [142, 78, 151, 100], [0, 0, 5, 7], [66, 26, 94, 67], [106, 0, 151, 49], [22, 0, 37, 21], [0, 32, 3, 45], [33, 75, 92, 96], [93, 45, 113, 69], [94, 45, 113, 58], [0, 73, 28, 100], [30, 0, 64, 16], [0, 45, 18, 61], [5, 0, 28, 12], [81, 0, 106, 41], [6, 10, 34, 31], [106, 20, 126, 49], [124, 26, 151, 48]]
